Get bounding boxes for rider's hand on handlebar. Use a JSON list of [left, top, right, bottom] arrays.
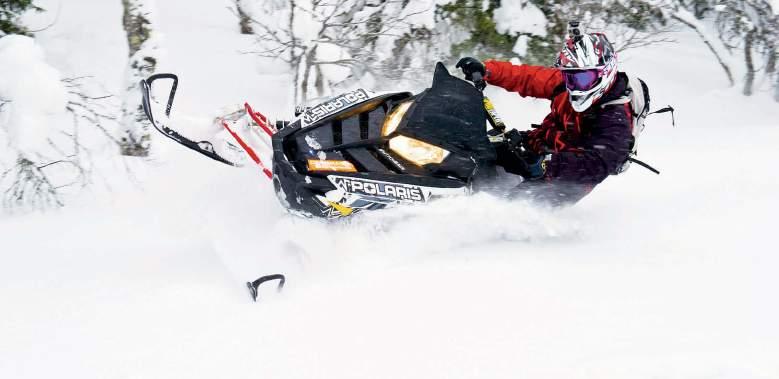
[[504, 129, 523, 150], [521, 154, 547, 180], [503, 129, 547, 180], [456, 57, 486, 89]]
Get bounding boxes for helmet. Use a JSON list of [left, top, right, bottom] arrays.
[[555, 23, 618, 112]]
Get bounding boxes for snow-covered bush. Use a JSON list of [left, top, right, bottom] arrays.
[[0, 35, 118, 211]]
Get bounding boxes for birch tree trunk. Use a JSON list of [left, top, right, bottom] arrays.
[[119, 0, 156, 157], [234, 0, 253, 35], [768, 48, 778, 102], [742, 29, 756, 96], [775, 70, 779, 102]]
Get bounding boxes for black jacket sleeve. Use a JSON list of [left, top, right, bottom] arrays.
[[545, 104, 633, 184]]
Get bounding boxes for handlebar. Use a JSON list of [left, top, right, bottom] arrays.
[[471, 72, 486, 92]]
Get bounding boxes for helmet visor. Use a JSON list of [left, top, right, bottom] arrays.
[[563, 69, 599, 91]]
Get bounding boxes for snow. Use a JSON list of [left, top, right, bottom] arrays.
[[513, 34, 531, 57], [0, 35, 67, 152], [2, 2, 779, 379], [22, 0, 127, 89], [493, 1, 548, 37]]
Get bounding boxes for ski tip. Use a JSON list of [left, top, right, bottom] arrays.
[[247, 281, 258, 302], [246, 274, 286, 303]]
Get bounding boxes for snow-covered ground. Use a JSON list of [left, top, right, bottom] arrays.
[[2, 1, 779, 378]]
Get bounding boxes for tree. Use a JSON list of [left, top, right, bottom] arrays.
[[668, 0, 778, 99], [437, 0, 520, 62], [0, 36, 119, 211], [668, 4, 736, 86], [242, 0, 439, 103], [712, 0, 778, 96], [440, 0, 676, 66], [1, 78, 118, 210], [118, 0, 157, 157], [233, 0, 254, 35], [0, 0, 42, 36]]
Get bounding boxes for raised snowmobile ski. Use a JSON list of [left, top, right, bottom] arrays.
[[141, 74, 237, 166]]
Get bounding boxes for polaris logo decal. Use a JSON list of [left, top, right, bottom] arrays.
[[329, 176, 426, 202], [302, 89, 370, 125]]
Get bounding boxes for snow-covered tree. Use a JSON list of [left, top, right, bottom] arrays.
[[0, 0, 41, 36], [233, 0, 254, 35], [119, 0, 158, 157], [667, 0, 778, 99], [0, 36, 119, 211], [711, 0, 778, 95], [440, 0, 676, 65], [241, 0, 441, 103], [438, 0, 528, 61], [441, 0, 778, 102]]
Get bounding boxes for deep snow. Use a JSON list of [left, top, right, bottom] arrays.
[[2, 1, 779, 378]]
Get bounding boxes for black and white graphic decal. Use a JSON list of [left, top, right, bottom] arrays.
[[302, 89, 370, 125], [330, 176, 424, 202], [328, 176, 468, 203]]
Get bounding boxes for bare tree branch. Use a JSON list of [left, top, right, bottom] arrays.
[[244, 0, 437, 102], [672, 14, 736, 86]]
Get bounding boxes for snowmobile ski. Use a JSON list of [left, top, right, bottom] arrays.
[[140, 73, 238, 166], [247, 274, 286, 302]]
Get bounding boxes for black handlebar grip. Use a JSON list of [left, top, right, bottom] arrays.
[[471, 72, 486, 91]]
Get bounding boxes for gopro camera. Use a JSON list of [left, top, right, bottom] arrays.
[[569, 21, 583, 42]]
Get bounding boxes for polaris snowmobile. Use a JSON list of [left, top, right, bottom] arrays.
[[140, 63, 537, 219]]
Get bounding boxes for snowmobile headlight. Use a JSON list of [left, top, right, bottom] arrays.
[[381, 101, 413, 136], [388, 135, 449, 166]]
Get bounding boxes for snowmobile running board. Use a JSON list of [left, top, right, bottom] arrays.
[[247, 274, 286, 302]]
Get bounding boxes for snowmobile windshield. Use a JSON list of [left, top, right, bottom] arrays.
[[399, 63, 495, 164]]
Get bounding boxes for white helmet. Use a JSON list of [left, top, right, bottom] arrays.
[[555, 23, 618, 112]]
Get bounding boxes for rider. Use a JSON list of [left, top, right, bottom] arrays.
[[457, 24, 634, 204]]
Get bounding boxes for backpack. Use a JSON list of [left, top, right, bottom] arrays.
[[600, 73, 673, 175]]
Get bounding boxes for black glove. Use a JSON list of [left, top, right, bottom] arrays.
[[504, 129, 526, 151], [521, 154, 547, 180], [502, 130, 546, 180], [456, 57, 486, 88]]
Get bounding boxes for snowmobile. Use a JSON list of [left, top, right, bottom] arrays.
[[140, 63, 537, 220]]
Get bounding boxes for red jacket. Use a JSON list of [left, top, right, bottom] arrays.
[[484, 60, 633, 188]]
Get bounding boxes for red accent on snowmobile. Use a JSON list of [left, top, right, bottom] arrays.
[[220, 120, 273, 179], [244, 102, 276, 137]]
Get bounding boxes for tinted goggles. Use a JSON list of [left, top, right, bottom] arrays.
[[563, 69, 600, 91]]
